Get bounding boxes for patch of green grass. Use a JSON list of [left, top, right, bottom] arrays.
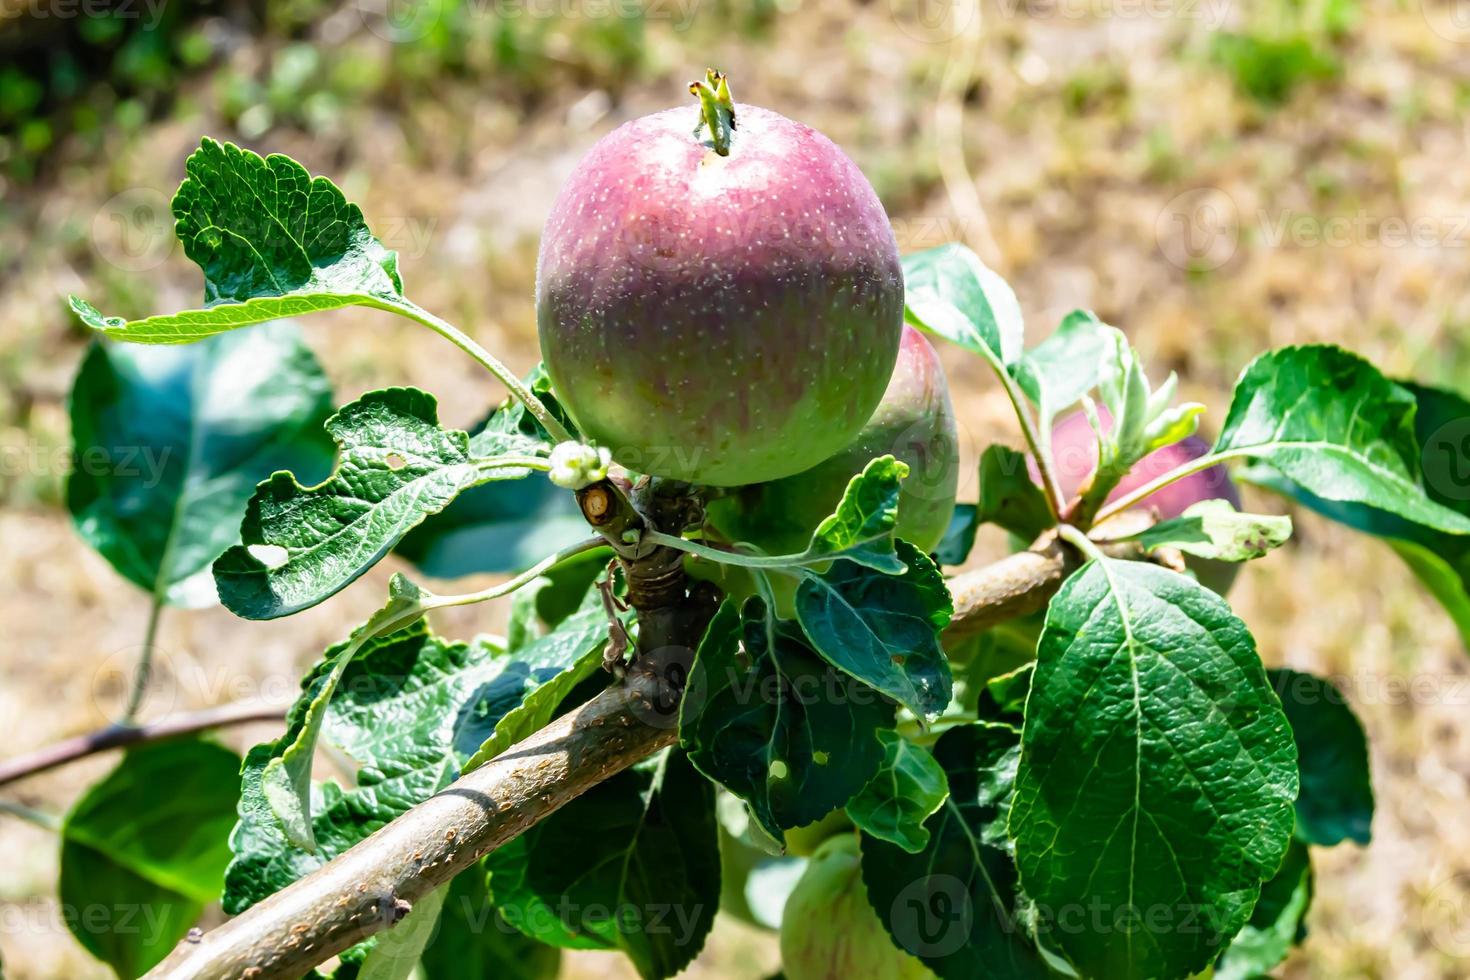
[[1144, 126, 1186, 183], [1211, 32, 1340, 105], [1208, 0, 1355, 105], [1061, 64, 1130, 116]]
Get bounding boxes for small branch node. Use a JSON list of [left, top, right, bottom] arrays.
[[577, 483, 616, 525]]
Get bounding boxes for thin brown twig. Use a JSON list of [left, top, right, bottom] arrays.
[[0, 702, 287, 789]]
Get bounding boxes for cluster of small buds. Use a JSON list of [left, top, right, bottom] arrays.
[[1089, 328, 1205, 477], [548, 442, 612, 490]]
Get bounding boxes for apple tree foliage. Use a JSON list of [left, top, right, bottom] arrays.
[[17, 135, 1469, 980]]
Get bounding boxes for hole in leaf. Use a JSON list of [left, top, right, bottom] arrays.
[[769, 760, 789, 781], [812, 751, 830, 766], [385, 452, 408, 471], [248, 544, 289, 569]]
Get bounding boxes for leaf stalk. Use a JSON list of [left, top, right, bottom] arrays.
[[1091, 448, 1247, 527], [391, 299, 575, 445], [425, 537, 608, 610], [123, 596, 165, 724]]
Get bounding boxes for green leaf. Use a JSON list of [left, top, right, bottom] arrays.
[[1012, 308, 1111, 427], [688, 456, 912, 577], [395, 477, 588, 578], [70, 139, 407, 345], [975, 662, 1033, 730], [1240, 379, 1470, 649], [67, 323, 334, 607], [976, 444, 1054, 540], [398, 372, 590, 578], [802, 455, 908, 573], [421, 866, 561, 978], [1389, 539, 1470, 645], [60, 739, 240, 978], [213, 387, 542, 620], [1118, 499, 1293, 562], [1010, 559, 1299, 980], [934, 504, 978, 566], [459, 590, 618, 773], [846, 730, 950, 853], [1269, 668, 1374, 846], [944, 617, 1043, 724], [861, 723, 1051, 979], [507, 587, 590, 658], [1409, 378, 1470, 517], [680, 600, 896, 842], [502, 546, 613, 651], [781, 834, 935, 978], [259, 575, 431, 851], [225, 598, 608, 910], [470, 362, 582, 448], [485, 750, 720, 980], [1246, 465, 1470, 648], [1213, 839, 1313, 980], [358, 885, 447, 980], [795, 540, 954, 718], [901, 244, 1023, 367], [1214, 345, 1470, 534]]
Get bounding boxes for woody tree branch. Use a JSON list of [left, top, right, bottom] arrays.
[[144, 519, 1076, 980]]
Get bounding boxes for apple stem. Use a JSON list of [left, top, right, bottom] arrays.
[[690, 68, 736, 155]]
